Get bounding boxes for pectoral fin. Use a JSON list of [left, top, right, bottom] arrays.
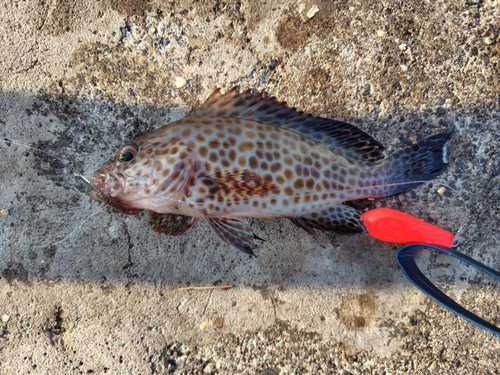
[[205, 216, 256, 256], [150, 212, 196, 236], [290, 205, 367, 235]]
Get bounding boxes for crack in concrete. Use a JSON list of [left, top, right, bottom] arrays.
[[200, 289, 214, 318]]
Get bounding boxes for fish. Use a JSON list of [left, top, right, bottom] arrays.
[[91, 87, 450, 255]]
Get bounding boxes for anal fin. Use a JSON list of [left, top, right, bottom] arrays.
[[150, 212, 196, 236], [205, 216, 256, 256], [290, 205, 367, 235]]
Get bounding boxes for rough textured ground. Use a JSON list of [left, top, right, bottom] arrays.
[[1, 0, 499, 374]]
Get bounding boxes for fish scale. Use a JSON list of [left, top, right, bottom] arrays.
[[92, 87, 450, 255]]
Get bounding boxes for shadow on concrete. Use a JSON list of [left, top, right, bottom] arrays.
[[1, 91, 499, 289]]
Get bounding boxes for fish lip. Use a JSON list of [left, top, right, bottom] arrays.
[[91, 169, 126, 199], [90, 171, 142, 215]]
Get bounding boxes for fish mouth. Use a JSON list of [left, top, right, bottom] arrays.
[[90, 172, 142, 215]]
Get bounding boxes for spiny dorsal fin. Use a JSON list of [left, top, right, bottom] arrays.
[[194, 87, 385, 163]]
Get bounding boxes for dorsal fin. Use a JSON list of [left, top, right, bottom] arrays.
[[194, 87, 385, 163]]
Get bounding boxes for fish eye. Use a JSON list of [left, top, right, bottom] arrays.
[[118, 145, 138, 162]]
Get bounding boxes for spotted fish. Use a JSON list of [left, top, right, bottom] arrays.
[[91, 87, 450, 255]]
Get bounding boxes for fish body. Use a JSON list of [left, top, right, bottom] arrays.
[[92, 87, 450, 254]]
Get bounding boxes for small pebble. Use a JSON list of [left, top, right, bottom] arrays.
[[199, 320, 209, 330], [0, 208, 8, 216], [437, 187, 446, 195], [400, 64, 408, 72], [377, 30, 387, 38], [307, 5, 319, 18], [2, 314, 10, 323], [175, 77, 187, 88], [428, 361, 436, 371], [484, 37, 494, 45]]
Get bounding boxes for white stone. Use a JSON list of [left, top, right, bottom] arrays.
[[175, 77, 187, 88], [307, 5, 319, 19]]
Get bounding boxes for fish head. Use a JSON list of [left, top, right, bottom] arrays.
[[91, 135, 194, 214]]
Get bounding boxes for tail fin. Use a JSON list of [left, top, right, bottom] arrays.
[[373, 132, 451, 197]]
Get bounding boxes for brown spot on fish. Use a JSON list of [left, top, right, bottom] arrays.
[[228, 149, 237, 161], [311, 168, 320, 179], [209, 152, 218, 162], [238, 156, 246, 167], [294, 179, 304, 189], [284, 186, 294, 196], [238, 142, 255, 152], [295, 165, 302, 176], [246, 130, 256, 138], [199, 146, 208, 157], [228, 127, 242, 136], [249, 156, 258, 169], [306, 178, 314, 189], [209, 139, 220, 148]]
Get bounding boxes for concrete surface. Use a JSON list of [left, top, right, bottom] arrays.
[[1, 0, 499, 373]]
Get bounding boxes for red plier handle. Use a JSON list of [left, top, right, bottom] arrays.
[[361, 207, 454, 247]]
